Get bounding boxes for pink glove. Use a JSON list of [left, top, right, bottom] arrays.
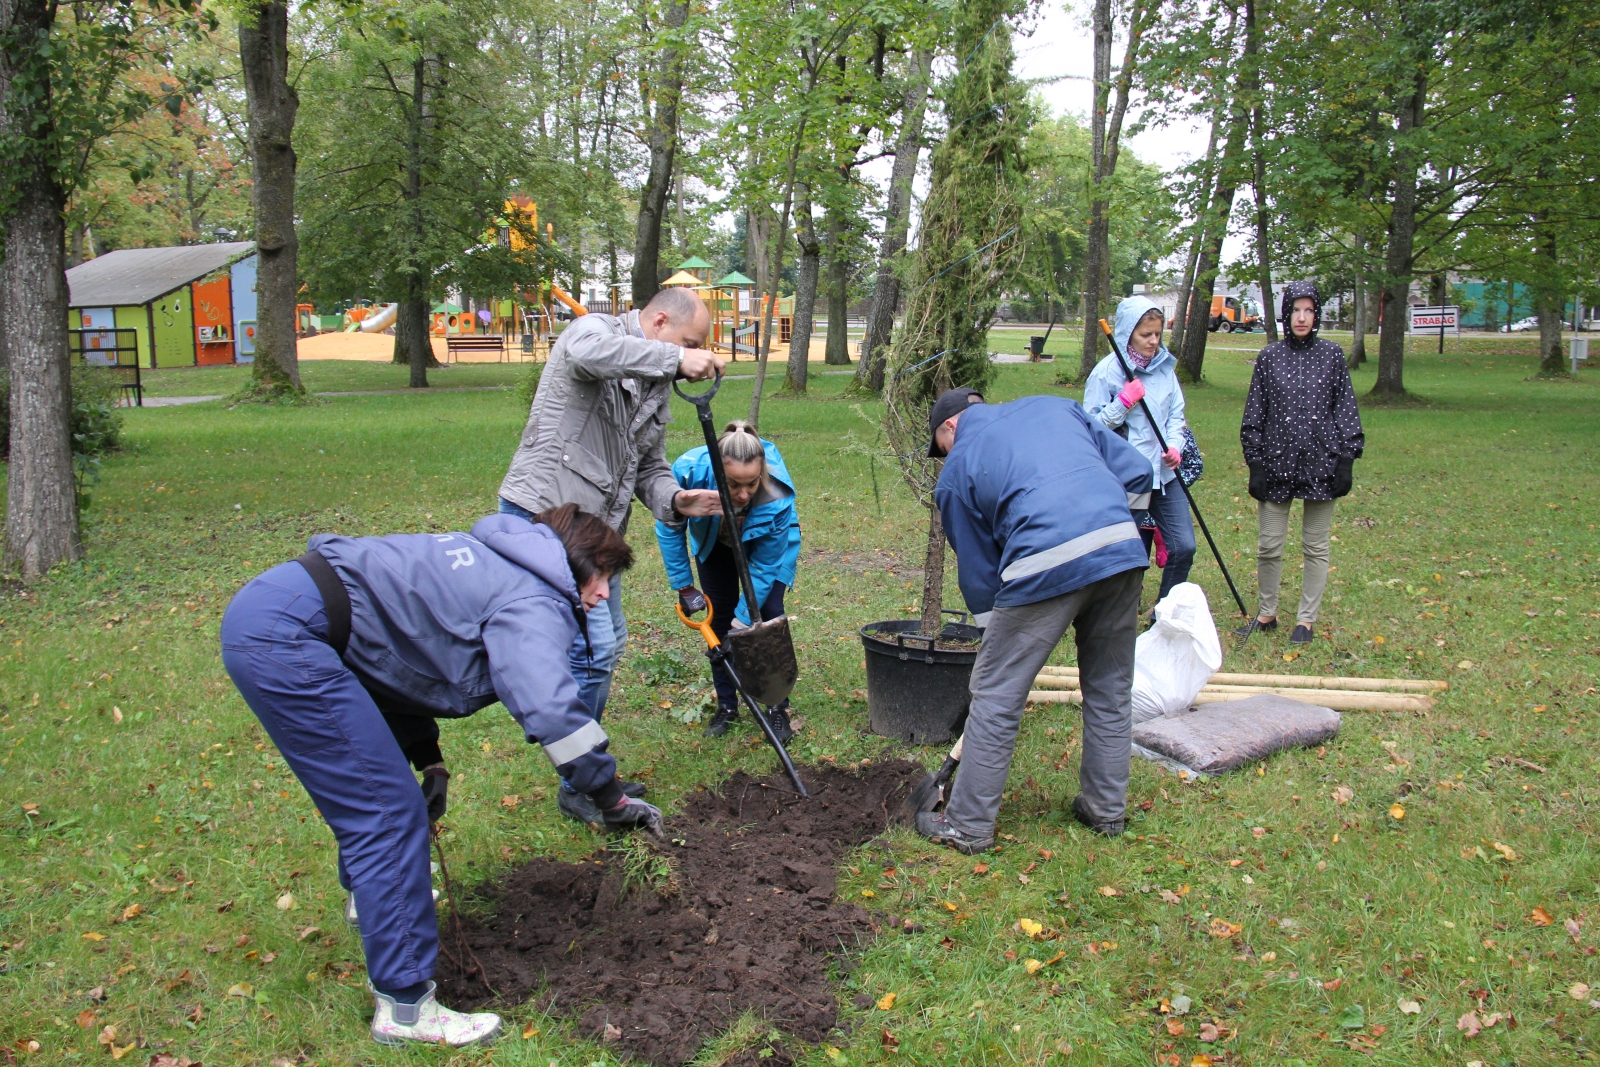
[[1152, 527, 1169, 568], [1163, 446, 1182, 469], [1117, 379, 1145, 407]]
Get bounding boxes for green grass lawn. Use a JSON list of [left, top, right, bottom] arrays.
[[140, 360, 531, 398], [3, 338, 1599, 1065]]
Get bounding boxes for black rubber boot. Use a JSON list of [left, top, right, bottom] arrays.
[[1071, 794, 1125, 838], [704, 704, 739, 738]]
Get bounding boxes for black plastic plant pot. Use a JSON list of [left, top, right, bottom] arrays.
[[859, 615, 985, 745]]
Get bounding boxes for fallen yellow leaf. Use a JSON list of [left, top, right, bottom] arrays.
[[1018, 918, 1043, 938], [1208, 919, 1242, 938], [276, 892, 297, 911], [120, 903, 141, 922], [877, 992, 896, 1010], [111, 1043, 135, 1061], [1192, 1055, 1213, 1067], [1492, 841, 1518, 862], [227, 982, 255, 999], [82, 932, 106, 942], [1024, 958, 1043, 974], [522, 1023, 540, 1038], [1531, 906, 1554, 926], [1389, 803, 1406, 820], [1398, 997, 1421, 1014], [501, 795, 520, 809], [861, 889, 876, 898], [1097, 886, 1121, 897], [942, 901, 957, 912]]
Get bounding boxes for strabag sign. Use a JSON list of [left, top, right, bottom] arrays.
[[1409, 305, 1460, 334]]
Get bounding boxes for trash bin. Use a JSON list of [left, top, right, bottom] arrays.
[[1029, 335, 1046, 358]]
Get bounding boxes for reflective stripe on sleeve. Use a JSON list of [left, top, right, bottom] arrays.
[[999, 521, 1142, 583], [1127, 492, 1151, 509], [541, 719, 608, 767]]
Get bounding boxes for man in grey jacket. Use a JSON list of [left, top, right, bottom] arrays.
[[498, 287, 724, 823]]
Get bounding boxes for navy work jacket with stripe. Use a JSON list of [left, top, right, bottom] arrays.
[[307, 514, 615, 794], [935, 395, 1155, 625]]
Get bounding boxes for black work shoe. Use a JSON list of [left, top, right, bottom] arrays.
[[1232, 616, 1278, 639], [1290, 624, 1314, 644], [764, 706, 795, 746], [557, 789, 603, 826], [914, 811, 993, 855], [704, 704, 739, 738], [619, 780, 648, 799], [1071, 795, 1125, 838]]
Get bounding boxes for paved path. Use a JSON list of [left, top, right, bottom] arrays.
[[134, 385, 511, 407]]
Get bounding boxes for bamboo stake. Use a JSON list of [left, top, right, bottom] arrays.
[[1026, 688, 1432, 712], [1035, 664, 1445, 693]]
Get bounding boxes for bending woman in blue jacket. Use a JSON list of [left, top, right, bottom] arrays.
[[220, 506, 661, 1050], [1083, 295, 1195, 605], [656, 421, 800, 742]]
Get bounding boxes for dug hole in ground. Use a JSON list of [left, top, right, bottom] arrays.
[[435, 761, 927, 1066]]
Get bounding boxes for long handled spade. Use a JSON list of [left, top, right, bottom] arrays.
[[895, 734, 962, 823], [1097, 319, 1251, 639], [672, 373, 807, 797]]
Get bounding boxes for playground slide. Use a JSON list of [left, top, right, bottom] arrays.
[[549, 284, 588, 317], [356, 303, 399, 333]]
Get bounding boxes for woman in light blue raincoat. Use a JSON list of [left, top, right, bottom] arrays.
[[1083, 295, 1195, 603], [655, 421, 800, 740]]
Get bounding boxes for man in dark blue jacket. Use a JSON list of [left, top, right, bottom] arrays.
[[221, 506, 660, 1048], [920, 389, 1155, 853]]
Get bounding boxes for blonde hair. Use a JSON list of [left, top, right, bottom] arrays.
[[717, 421, 770, 489]]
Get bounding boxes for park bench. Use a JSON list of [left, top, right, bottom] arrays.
[[444, 334, 507, 363]]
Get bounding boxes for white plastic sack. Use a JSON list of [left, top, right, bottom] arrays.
[[1130, 582, 1222, 723]]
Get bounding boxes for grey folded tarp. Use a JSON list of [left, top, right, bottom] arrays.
[[1132, 694, 1342, 778]]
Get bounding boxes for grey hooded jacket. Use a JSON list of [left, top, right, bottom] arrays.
[[498, 310, 684, 531], [307, 514, 617, 795]]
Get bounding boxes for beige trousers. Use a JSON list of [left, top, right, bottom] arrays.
[[1256, 499, 1335, 624]]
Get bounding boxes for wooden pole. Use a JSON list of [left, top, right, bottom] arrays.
[[1035, 664, 1446, 693], [1026, 688, 1433, 712]]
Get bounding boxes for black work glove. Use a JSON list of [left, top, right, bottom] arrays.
[[601, 795, 665, 840], [1330, 457, 1354, 498], [678, 586, 707, 616], [1247, 463, 1268, 501], [421, 766, 450, 823]]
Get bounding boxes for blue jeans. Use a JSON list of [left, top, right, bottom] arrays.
[[1148, 481, 1197, 601], [220, 562, 436, 994], [499, 498, 626, 791]]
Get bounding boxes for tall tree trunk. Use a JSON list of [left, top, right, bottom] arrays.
[[395, 54, 437, 386], [1534, 225, 1566, 375], [397, 297, 433, 388], [630, 0, 688, 306], [786, 191, 820, 392], [2, 0, 82, 578], [1078, 0, 1149, 380], [855, 49, 933, 394], [1373, 69, 1424, 399], [749, 122, 808, 429], [1243, 0, 1276, 343], [1171, 109, 1223, 358], [917, 504, 946, 637], [824, 211, 852, 365], [239, 0, 302, 395], [1349, 253, 1367, 367], [1178, 112, 1247, 384]]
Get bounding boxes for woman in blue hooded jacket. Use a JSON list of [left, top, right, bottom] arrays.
[[1083, 295, 1196, 603], [656, 421, 800, 740]]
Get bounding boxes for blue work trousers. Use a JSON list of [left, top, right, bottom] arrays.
[[220, 562, 436, 993]]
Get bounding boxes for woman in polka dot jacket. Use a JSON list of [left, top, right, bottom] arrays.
[[1237, 280, 1364, 644]]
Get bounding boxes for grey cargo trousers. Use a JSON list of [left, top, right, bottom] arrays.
[[944, 567, 1142, 837]]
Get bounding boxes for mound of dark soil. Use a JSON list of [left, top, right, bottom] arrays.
[[435, 760, 925, 1065]]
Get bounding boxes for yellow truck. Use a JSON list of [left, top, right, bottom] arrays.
[[1209, 295, 1264, 333]]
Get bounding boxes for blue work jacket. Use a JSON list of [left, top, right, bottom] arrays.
[[654, 439, 800, 624], [935, 396, 1154, 623]]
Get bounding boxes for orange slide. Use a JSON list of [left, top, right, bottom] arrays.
[[549, 284, 587, 316]]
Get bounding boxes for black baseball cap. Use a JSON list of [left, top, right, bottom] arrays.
[[927, 388, 985, 457]]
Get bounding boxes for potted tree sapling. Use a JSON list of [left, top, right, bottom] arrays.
[[858, 0, 1030, 744]]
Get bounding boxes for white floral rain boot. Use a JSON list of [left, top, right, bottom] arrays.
[[371, 981, 501, 1047]]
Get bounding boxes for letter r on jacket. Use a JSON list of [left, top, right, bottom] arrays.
[[445, 546, 475, 569]]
